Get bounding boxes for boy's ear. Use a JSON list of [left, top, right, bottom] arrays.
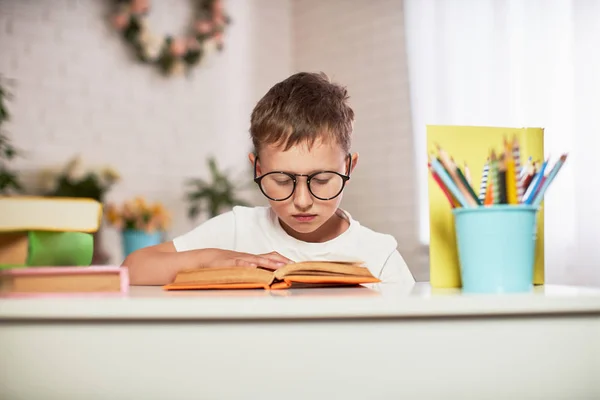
[[248, 152, 260, 175], [350, 152, 359, 174]]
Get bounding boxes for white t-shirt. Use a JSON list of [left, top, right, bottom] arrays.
[[172, 206, 415, 285]]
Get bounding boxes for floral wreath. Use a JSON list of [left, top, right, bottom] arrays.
[[111, 0, 231, 76]]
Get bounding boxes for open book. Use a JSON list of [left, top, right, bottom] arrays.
[[163, 261, 381, 290]]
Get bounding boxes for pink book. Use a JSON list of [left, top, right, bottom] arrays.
[[0, 266, 129, 297]]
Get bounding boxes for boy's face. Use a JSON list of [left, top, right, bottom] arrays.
[[250, 139, 358, 239]]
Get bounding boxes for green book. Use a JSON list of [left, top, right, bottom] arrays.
[[0, 231, 94, 269]]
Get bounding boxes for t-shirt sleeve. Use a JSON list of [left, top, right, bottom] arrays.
[[171, 211, 236, 252], [379, 250, 415, 286]]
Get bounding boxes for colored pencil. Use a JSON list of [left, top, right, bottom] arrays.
[[429, 162, 459, 208], [489, 150, 500, 205], [521, 163, 535, 195], [523, 158, 549, 204], [533, 176, 546, 200], [456, 166, 482, 205], [512, 136, 522, 174], [478, 161, 489, 203], [484, 180, 494, 205], [497, 155, 508, 204], [505, 140, 518, 204], [429, 155, 471, 208], [519, 156, 532, 179], [435, 146, 478, 207], [464, 163, 472, 185], [512, 136, 523, 202], [531, 154, 568, 207]]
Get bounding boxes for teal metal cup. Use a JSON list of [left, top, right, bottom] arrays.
[[452, 205, 539, 294]]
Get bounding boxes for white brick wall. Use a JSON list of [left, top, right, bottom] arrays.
[[0, 0, 292, 263], [1, 0, 424, 279], [292, 0, 424, 279]]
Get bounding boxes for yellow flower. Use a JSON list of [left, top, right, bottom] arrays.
[[111, 216, 124, 231], [105, 203, 120, 224], [122, 200, 137, 220], [151, 202, 165, 216], [134, 196, 147, 211]]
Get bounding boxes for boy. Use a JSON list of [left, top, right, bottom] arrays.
[[123, 72, 414, 287]]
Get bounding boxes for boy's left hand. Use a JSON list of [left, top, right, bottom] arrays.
[[256, 251, 294, 269]]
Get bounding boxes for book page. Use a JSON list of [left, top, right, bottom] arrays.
[[273, 261, 375, 280], [171, 267, 275, 286]]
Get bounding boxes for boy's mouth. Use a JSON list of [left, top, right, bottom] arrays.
[[292, 214, 317, 222]]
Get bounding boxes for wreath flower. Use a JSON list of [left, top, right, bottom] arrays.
[[111, 0, 231, 76]]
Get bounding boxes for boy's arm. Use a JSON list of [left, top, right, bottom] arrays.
[[378, 250, 415, 286], [122, 211, 291, 285], [123, 241, 199, 285]]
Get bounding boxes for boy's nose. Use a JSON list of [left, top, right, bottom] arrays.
[[293, 180, 313, 210]]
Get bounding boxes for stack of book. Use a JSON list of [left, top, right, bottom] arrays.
[[0, 196, 128, 296]]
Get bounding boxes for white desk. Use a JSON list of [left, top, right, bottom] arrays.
[[1, 283, 599, 399]]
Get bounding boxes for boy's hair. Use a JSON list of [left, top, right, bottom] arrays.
[[250, 72, 355, 153]]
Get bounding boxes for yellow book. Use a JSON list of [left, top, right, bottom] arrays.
[[0, 196, 103, 233], [427, 125, 544, 288]]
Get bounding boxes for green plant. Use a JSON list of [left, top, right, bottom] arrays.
[[39, 155, 120, 202], [0, 75, 23, 195], [185, 156, 251, 220]]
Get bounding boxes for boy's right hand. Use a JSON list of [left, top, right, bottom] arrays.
[[201, 249, 293, 270]]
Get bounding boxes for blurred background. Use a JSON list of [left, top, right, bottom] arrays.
[[1, 0, 599, 285]]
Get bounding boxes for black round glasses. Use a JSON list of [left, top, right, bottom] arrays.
[[253, 154, 352, 201]]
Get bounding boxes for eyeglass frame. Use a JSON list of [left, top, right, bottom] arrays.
[[253, 153, 353, 201]]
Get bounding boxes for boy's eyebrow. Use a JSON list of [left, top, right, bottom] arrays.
[[272, 165, 344, 175]]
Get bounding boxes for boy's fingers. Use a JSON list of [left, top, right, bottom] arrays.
[[260, 252, 294, 265], [234, 258, 258, 268], [246, 255, 286, 270]]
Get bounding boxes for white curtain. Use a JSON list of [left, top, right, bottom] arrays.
[[404, 0, 600, 285]]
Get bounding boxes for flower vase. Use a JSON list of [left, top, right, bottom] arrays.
[[121, 229, 162, 258]]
